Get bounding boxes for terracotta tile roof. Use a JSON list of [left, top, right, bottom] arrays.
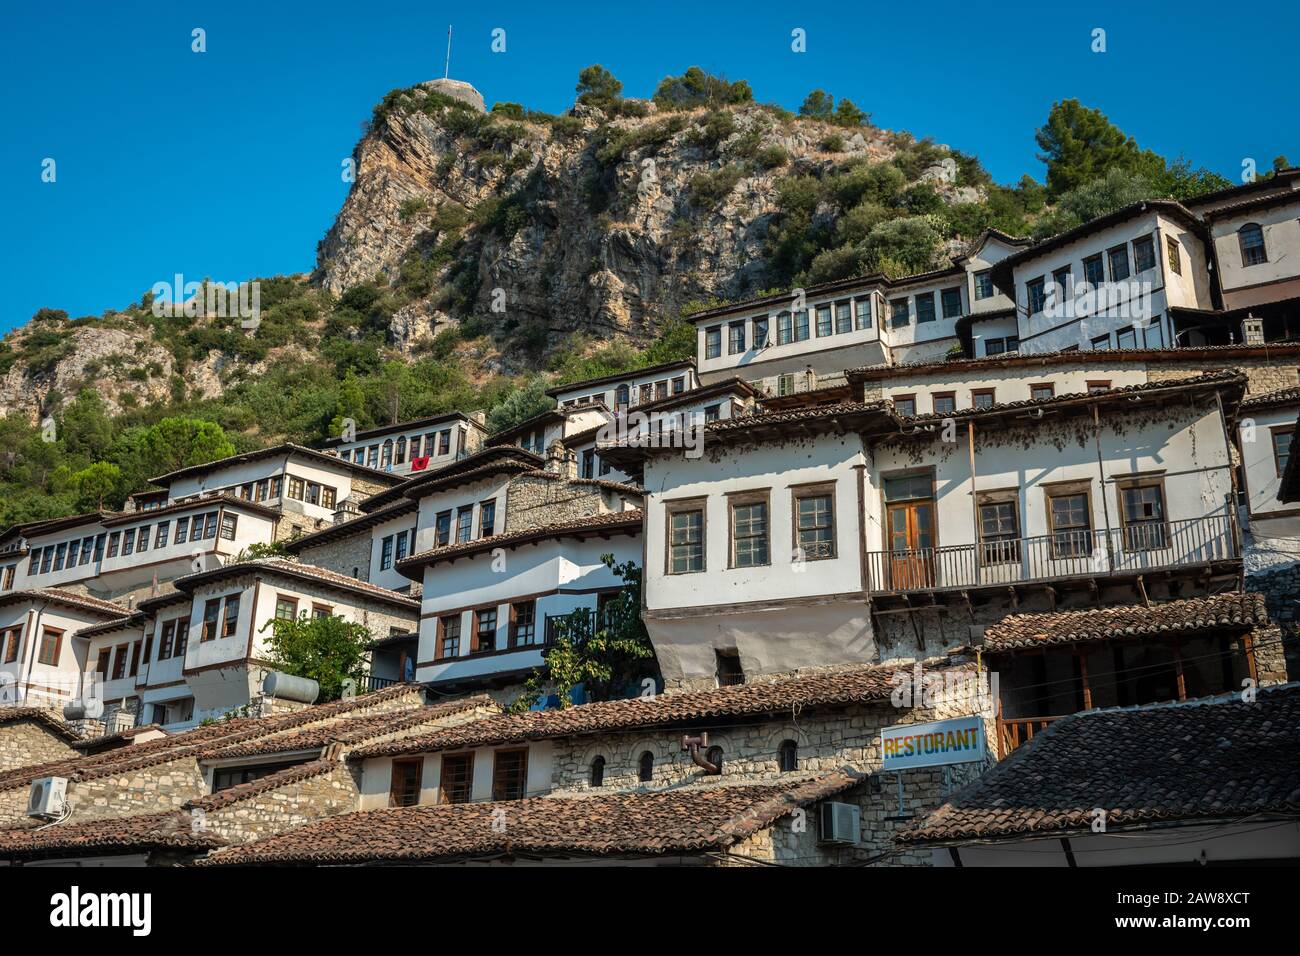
[[102, 493, 281, 525], [396, 447, 544, 500], [397, 509, 643, 573], [185, 758, 340, 812], [70, 724, 167, 752], [981, 593, 1269, 653], [0, 706, 82, 742], [173, 558, 420, 611], [898, 683, 1300, 844], [148, 441, 405, 487], [0, 683, 428, 793], [0, 588, 130, 618], [198, 771, 860, 865], [352, 660, 972, 759], [281, 497, 418, 553], [513, 470, 645, 498], [200, 695, 498, 760], [0, 811, 224, 859], [1241, 385, 1300, 410]]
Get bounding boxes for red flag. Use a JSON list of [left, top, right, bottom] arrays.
[[411, 456, 430, 471]]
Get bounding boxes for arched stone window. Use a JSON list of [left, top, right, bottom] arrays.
[[637, 750, 654, 782], [778, 739, 798, 773], [705, 745, 724, 775], [590, 756, 605, 787]]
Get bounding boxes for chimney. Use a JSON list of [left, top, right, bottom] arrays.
[[467, 409, 487, 427], [333, 496, 362, 524], [545, 440, 577, 478], [1242, 315, 1265, 346]]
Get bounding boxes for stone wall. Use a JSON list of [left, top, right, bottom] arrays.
[[1245, 566, 1300, 680], [504, 475, 608, 533], [297, 530, 374, 585], [350, 476, 396, 503], [0, 719, 79, 773], [200, 762, 362, 843], [1146, 358, 1298, 396]]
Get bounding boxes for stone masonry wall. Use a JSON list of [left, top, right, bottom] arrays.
[[201, 762, 362, 843], [297, 532, 375, 589], [504, 475, 608, 533], [0, 720, 79, 773]]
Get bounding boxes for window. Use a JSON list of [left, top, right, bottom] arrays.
[[915, 292, 936, 324], [971, 388, 996, 409], [978, 495, 1020, 565], [40, 547, 53, 574], [1030, 383, 1055, 401], [220, 514, 237, 540], [705, 326, 722, 359], [932, 392, 956, 415], [855, 297, 872, 329], [985, 336, 1018, 355], [94, 647, 110, 675], [381, 441, 394, 468], [1166, 236, 1182, 275], [53, 542, 67, 571], [435, 511, 452, 547], [1146, 317, 1164, 349], [394, 530, 409, 563], [704, 403, 721, 423], [940, 287, 962, 319], [1133, 235, 1156, 272], [136, 526, 149, 553], [1107, 244, 1130, 282], [201, 599, 221, 641], [437, 614, 461, 659], [974, 270, 994, 300], [36, 628, 62, 667], [455, 506, 473, 544], [1083, 253, 1105, 287], [1119, 480, 1168, 551], [106, 532, 120, 559], [615, 383, 630, 410], [94, 535, 105, 562], [815, 304, 832, 337], [1273, 428, 1294, 476], [473, 607, 497, 653], [158, 620, 175, 660], [889, 298, 909, 328], [128, 641, 141, 677], [1091, 334, 1111, 350], [1116, 326, 1138, 350], [394, 436, 407, 465], [380, 535, 394, 571], [581, 448, 596, 479], [835, 300, 852, 333], [479, 499, 496, 537], [203, 513, 218, 539], [1086, 380, 1111, 393], [1, 566, 12, 590], [794, 488, 835, 560], [121, 529, 135, 557], [173, 620, 189, 657], [154, 523, 169, 548], [792, 310, 808, 342], [1239, 222, 1268, 266], [667, 503, 705, 574], [704, 746, 724, 775], [753, 317, 769, 348], [638, 751, 654, 783], [111, 642, 127, 679], [3, 628, 20, 664], [729, 321, 749, 353], [672, 375, 686, 394], [589, 756, 605, 788], [892, 394, 916, 417], [440, 753, 474, 804], [1026, 277, 1047, 315], [28, 548, 41, 575], [655, 380, 668, 401], [304, 482, 320, 506], [729, 495, 769, 568], [777, 373, 795, 397], [715, 649, 744, 687], [509, 600, 537, 648], [1047, 490, 1092, 558], [492, 748, 529, 801], [275, 595, 298, 621], [221, 594, 240, 638], [1051, 266, 1071, 310], [288, 476, 305, 501], [438, 431, 451, 456], [175, 517, 189, 544], [387, 758, 422, 807], [778, 740, 798, 773], [776, 311, 792, 345]]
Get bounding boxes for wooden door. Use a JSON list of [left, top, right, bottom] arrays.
[[886, 500, 935, 589]]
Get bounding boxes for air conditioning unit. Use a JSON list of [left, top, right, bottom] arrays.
[[818, 800, 860, 845], [27, 776, 68, 819]]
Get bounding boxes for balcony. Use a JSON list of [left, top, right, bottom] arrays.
[[866, 515, 1238, 595], [996, 715, 1061, 759]]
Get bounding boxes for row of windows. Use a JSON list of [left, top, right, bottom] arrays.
[[1024, 233, 1175, 316], [435, 599, 540, 659], [432, 498, 496, 549], [561, 376, 690, 412], [388, 746, 530, 807], [200, 593, 242, 642], [665, 486, 837, 575], [889, 378, 1120, 417], [379, 528, 418, 571], [274, 595, 333, 621], [347, 429, 455, 468], [23, 512, 238, 579], [889, 287, 964, 329], [586, 739, 800, 787], [227, 476, 282, 503], [285, 476, 337, 509], [2, 625, 63, 667], [579, 448, 614, 479], [703, 298, 872, 359]]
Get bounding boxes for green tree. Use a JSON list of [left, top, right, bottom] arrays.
[[833, 98, 869, 127], [71, 461, 121, 510], [509, 557, 657, 712], [262, 614, 374, 702], [486, 376, 555, 435], [59, 389, 114, 461], [575, 65, 623, 111], [799, 89, 835, 120], [1035, 99, 1162, 198], [652, 67, 753, 111], [328, 371, 366, 438]]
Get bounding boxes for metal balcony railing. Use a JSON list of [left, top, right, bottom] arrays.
[[866, 514, 1237, 595]]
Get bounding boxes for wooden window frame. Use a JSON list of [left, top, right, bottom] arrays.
[[220, 594, 241, 638], [1107, 243, 1131, 282], [975, 488, 1021, 566], [275, 595, 298, 621], [791, 481, 837, 562], [889, 297, 910, 328], [726, 489, 772, 570], [1166, 235, 1182, 275], [478, 498, 497, 538], [508, 600, 537, 648], [1086, 379, 1112, 393], [1025, 276, 1046, 315], [388, 757, 423, 808], [1271, 425, 1294, 477], [971, 387, 996, 409], [664, 497, 707, 575], [436, 614, 462, 660], [891, 393, 917, 417], [704, 326, 722, 359], [3, 627, 23, 664], [973, 270, 993, 300], [940, 286, 963, 319], [439, 752, 474, 804], [491, 747, 530, 801], [471, 605, 498, 654], [110, 641, 128, 679], [1082, 253, 1105, 287], [914, 291, 937, 324], [200, 598, 222, 642], [1238, 223, 1268, 266], [931, 391, 957, 415], [1044, 480, 1094, 559], [1115, 474, 1170, 553], [1133, 233, 1157, 273]]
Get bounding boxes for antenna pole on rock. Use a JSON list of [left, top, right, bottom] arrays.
[[444, 26, 452, 79]]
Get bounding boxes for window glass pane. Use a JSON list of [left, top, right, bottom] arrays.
[[796, 494, 834, 558], [732, 501, 769, 567], [669, 510, 704, 573]]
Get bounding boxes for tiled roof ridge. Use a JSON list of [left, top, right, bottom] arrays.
[[1241, 385, 1300, 408], [0, 706, 83, 742], [0, 588, 131, 616], [174, 557, 420, 608], [0, 810, 224, 857], [399, 509, 643, 569], [185, 757, 339, 811]]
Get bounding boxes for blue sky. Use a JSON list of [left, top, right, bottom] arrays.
[[2, 1, 1296, 332]]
